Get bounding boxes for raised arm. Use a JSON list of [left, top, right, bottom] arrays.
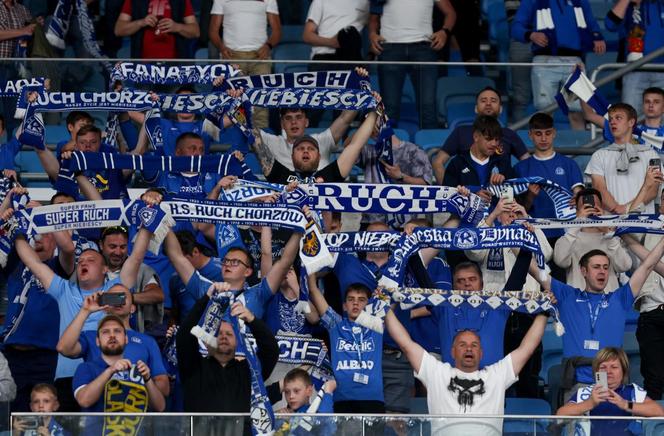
[[621, 234, 664, 277], [385, 309, 425, 373], [307, 273, 329, 316], [53, 230, 76, 276], [336, 111, 378, 178], [119, 227, 151, 289], [75, 173, 103, 200], [510, 313, 547, 375], [56, 293, 102, 358], [35, 148, 61, 180], [629, 235, 664, 297], [328, 110, 358, 145], [266, 231, 303, 292], [163, 231, 196, 284], [15, 236, 56, 290], [251, 130, 275, 176]]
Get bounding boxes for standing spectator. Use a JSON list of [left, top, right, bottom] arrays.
[[605, 0, 664, 115], [302, 0, 369, 127], [554, 188, 632, 291], [557, 347, 664, 434], [114, 0, 200, 59], [585, 103, 662, 214], [369, 0, 456, 129], [511, 0, 606, 129], [0, 350, 15, 403], [385, 303, 547, 435], [506, 0, 533, 122], [208, 0, 282, 129], [516, 113, 584, 257], [450, 0, 481, 70], [530, 238, 664, 396], [433, 87, 529, 184], [0, 0, 33, 137]]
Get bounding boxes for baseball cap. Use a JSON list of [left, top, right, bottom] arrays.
[[292, 135, 319, 151]]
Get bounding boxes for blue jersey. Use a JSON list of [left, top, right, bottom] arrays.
[[170, 257, 223, 322], [48, 275, 122, 379], [263, 292, 313, 335], [186, 271, 273, 319], [432, 305, 510, 367], [79, 330, 166, 378], [551, 278, 634, 383], [160, 118, 215, 157], [143, 251, 175, 310], [603, 119, 664, 145], [515, 153, 584, 237], [321, 308, 384, 403], [470, 158, 492, 186]]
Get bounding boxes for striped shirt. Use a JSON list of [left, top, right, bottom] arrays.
[[0, 1, 32, 58]]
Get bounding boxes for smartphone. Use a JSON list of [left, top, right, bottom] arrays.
[[20, 417, 40, 430], [595, 371, 608, 389], [582, 194, 595, 207], [649, 158, 661, 168], [98, 292, 126, 307], [500, 186, 514, 203]]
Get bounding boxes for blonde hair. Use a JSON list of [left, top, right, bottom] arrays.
[[592, 347, 629, 384]]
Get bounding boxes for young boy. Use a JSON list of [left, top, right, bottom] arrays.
[[282, 368, 335, 413], [13, 383, 67, 435]]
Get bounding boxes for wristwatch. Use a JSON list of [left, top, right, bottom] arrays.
[[396, 174, 405, 181], [442, 27, 452, 37], [627, 401, 634, 412]]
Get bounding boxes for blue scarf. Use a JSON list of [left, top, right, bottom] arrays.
[[483, 176, 576, 219], [534, 0, 602, 55], [224, 70, 371, 91], [0, 78, 44, 97], [520, 213, 664, 230], [110, 62, 240, 85], [46, 0, 112, 72], [555, 65, 610, 116]]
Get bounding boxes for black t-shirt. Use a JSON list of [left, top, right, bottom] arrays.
[[266, 160, 344, 184]]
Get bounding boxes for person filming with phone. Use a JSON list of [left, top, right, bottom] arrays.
[[557, 347, 664, 434], [554, 188, 633, 290]]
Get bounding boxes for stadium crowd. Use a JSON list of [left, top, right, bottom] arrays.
[[1, 0, 664, 435]]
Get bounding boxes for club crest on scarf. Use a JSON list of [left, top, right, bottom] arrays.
[[453, 228, 479, 249], [138, 207, 157, 227], [301, 224, 322, 258]]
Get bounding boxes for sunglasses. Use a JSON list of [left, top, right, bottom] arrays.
[[101, 226, 128, 239]]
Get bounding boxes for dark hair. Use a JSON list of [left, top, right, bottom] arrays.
[[345, 283, 372, 300], [284, 368, 312, 386], [100, 226, 129, 243], [475, 86, 502, 102], [76, 124, 101, 138], [608, 103, 638, 122], [50, 191, 74, 204], [279, 107, 307, 118], [176, 84, 197, 94], [454, 261, 483, 280], [226, 247, 254, 268], [529, 112, 554, 130], [66, 111, 93, 128], [471, 115, 502, 140], [175, 132, 203, 149], [175, 230, 200, 256], [643, 87, 664, 99], [579, 249, 609, 268], [574, 187, 603, 205]]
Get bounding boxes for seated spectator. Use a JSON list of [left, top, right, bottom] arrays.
[[605, 1, 664, 115], [209, 0, 281, 129], [12, 384, 62, 435], [554, 188, 632, 291], [57, 111, 94, 158], [385, 304, 547, 435], [585, 104, 662, 214], [369, 0, 456, 129], [114, 0, 200, 59], [530, 237, 664, 395], [280, 368, 335, 413], [511, 0, 605, 129], [557, 347, 664, 434], [433, 87, 529, 184], [582, 87, 664, 144], [72, 315, 166, 412]]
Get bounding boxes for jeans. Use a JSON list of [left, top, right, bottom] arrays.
[[532, 55, 582, 111], [622, 71, 664, 116], [509, 40, 533, 122], [636, 306, 664, 400], [378, 42, 439, 129]]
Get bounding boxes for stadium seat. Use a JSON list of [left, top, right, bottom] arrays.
[[555, 129, 592, 148], [504, 398, 551, 434], [44, 125, 70, 146], [195, 48, 208, 59], [623, 331, 639, 355], [540, 329, 563, 383], [629, 354, 643, 386], [546, 364, 564, 410], [625, 308, 639, 332], [436, 76, 496, 123], [414, 129, 451, 149], [410, 397, 428, 414], [272, 43, 310, 74]]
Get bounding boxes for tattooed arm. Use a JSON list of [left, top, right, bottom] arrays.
[[251, 129, 275, 177]]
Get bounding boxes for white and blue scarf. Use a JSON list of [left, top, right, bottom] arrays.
[[46, 0, 111, 71], [534, 0, 602, 54], [0, 78, 44, 98], [555, 65, 610, 117], [483, 177, 576, 219], [110, 63, 240, 86]]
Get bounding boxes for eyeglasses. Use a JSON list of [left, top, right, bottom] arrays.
[[101, 226, 128, 239], [222, 258, 251, 268]]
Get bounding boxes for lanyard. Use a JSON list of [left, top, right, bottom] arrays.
[[583, 291, 608, 336], [349, 324, 365, 364]]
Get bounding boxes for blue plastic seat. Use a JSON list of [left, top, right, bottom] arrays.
[[272, 43, 310, 74], [44, 124, 70, 146], [437, 76, 496, 122], [504, 398, 551, 434], [414, 129, 451, 149]]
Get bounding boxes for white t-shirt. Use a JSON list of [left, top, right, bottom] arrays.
[[381, 0, 438, 43], [211, 0, 279, 51], [585, 144, 660, 214], [259, 129, 336, 171], [306, 0, 369, 57], [415, 351, 518, 436]]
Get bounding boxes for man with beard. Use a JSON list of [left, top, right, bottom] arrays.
[[72, 315, 165, 413], [99, 226, 164, 336]]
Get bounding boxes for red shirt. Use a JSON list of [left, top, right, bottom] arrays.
[[121, 0, 195, 59]]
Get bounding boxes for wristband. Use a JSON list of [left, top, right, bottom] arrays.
[[628, 401, 633, 411], [266, 42, 273, 49], [144, 375, 151, 383]]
